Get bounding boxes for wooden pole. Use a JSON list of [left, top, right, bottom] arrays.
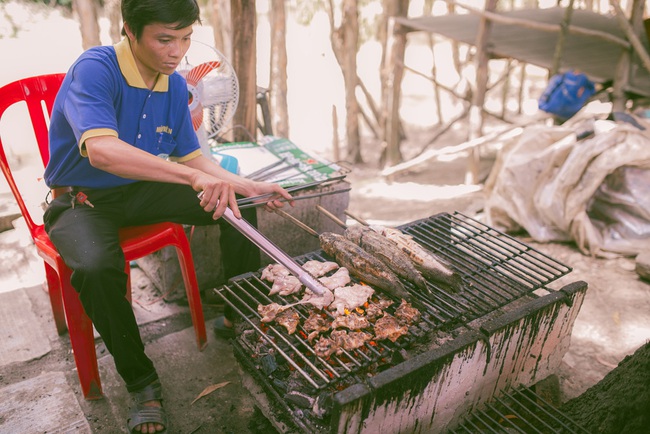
[[550, 0, 575, 76], [610, 0, 650, 111], [466, 0, 497, 185]]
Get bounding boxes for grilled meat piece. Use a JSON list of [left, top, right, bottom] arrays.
[[332, 312, 370, 330], [303, 311, 331, 334], [301, 286, 334, 310], [313, 336, 339, 358], [371, 225, 464, 293], [269, 274, 302, 296], [319, 267, 351, 290], [258, 302, 285, 322], [261, 263, 290, 282], [330, 329, 373, 352], [344, 225, 428, 290], [319, 232, 413, 303], [365, 299, 394, 320], [301, 260, 339, 277], [374, 312, 408, 342], [275, 308, 300, 335], [330, 283, 374, 316], [395, 299, 421, 325]]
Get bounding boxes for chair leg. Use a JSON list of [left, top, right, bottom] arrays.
[[59, 270, 103, 400], [43, 262, 67, 335], [172, 232, 207, 351]]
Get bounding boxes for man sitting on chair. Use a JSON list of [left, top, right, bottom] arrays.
[[42, 0, 292, 432]]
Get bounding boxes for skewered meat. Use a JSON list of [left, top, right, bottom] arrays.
[[332, 312, 370, 330], [330, 284, 374, 316], [319, 267, 351, 290], [275, 308, 300, 335], [344, 225, 428, 290], [301, 260, 339, 277], [261, 263, 290, 282], [313, 336, 339, 358], [269, 274, 302, 296], [371, 225, 464, 293], [365, 299, 394, 320], [395, 299, 421, 325], [319, 232, 413, 303], [330, 330, 373, 352], [374, 312, 408, 342], [303, 312, 331, 334]]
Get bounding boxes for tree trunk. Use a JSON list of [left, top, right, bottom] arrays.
[[231, 0, 257, 142], [209, 0, 232, 61], [328, 0, 362, 163], [74, 0, 101, 50], [269, 0, 289, 138], [105, 0, 122, 44], [381, 0, 409, 167]]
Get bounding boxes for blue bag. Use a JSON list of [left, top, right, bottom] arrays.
[[538, 70, 596, 120]]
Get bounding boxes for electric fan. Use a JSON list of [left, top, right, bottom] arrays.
[[177, 40, 239, 153]]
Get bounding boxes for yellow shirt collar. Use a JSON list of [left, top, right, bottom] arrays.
[[114, 38, 169, 92]]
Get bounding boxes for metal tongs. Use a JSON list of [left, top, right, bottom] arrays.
[[221, 207, 328, 296]]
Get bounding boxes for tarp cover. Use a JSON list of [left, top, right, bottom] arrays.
[[485, 117, 650, 258]]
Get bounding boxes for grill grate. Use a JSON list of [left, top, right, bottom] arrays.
[[214, 212, 572, 393], [398, 212, 572, 323], [448, 385, 590, 434]]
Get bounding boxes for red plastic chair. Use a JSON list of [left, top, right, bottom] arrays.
[[0, 74, 207, 400]]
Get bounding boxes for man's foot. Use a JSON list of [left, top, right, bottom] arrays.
[[128, 381, 167, 433], [213, 315, 235, 339]]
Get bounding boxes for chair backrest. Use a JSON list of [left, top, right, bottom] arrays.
[[0, 73, 65, 237]]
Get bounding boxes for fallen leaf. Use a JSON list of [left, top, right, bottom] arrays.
[[191, 381, 230, 405]]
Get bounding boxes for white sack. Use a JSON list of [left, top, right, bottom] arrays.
[[485, 119, 650, 258]]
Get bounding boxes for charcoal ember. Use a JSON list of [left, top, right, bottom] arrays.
[[272, 378, 288, 393], [395, 299, 421, 325], [374, 312, 408, 342], [331, 312, 370, 330], [260, 354, 278, 376]]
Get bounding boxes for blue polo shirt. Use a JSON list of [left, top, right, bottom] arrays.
[[44, 38, 202, 188]]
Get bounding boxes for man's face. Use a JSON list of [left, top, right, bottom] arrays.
[[127, 22, 193, 77]]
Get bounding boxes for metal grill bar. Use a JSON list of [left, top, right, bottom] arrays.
[[448, 385, 590, 434]]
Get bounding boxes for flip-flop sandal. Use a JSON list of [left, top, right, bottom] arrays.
[[127, 381, 168, 433], [213, 315, 235, 339]]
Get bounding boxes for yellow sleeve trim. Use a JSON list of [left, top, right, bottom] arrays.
[[79, 128, 119, 157], [171, 149, 203, 163]]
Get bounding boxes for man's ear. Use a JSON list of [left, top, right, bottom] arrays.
[[123, 22, 135, 41]]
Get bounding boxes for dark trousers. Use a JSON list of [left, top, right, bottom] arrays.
[[43, 181, 260, 392]]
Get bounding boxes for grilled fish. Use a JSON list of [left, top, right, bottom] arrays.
[[344, 225, 428, 290], [319, 232, 414, 303], [371, 225, 463, 293]]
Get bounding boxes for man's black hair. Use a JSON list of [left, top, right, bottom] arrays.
[[121, 0, 201, 40]]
